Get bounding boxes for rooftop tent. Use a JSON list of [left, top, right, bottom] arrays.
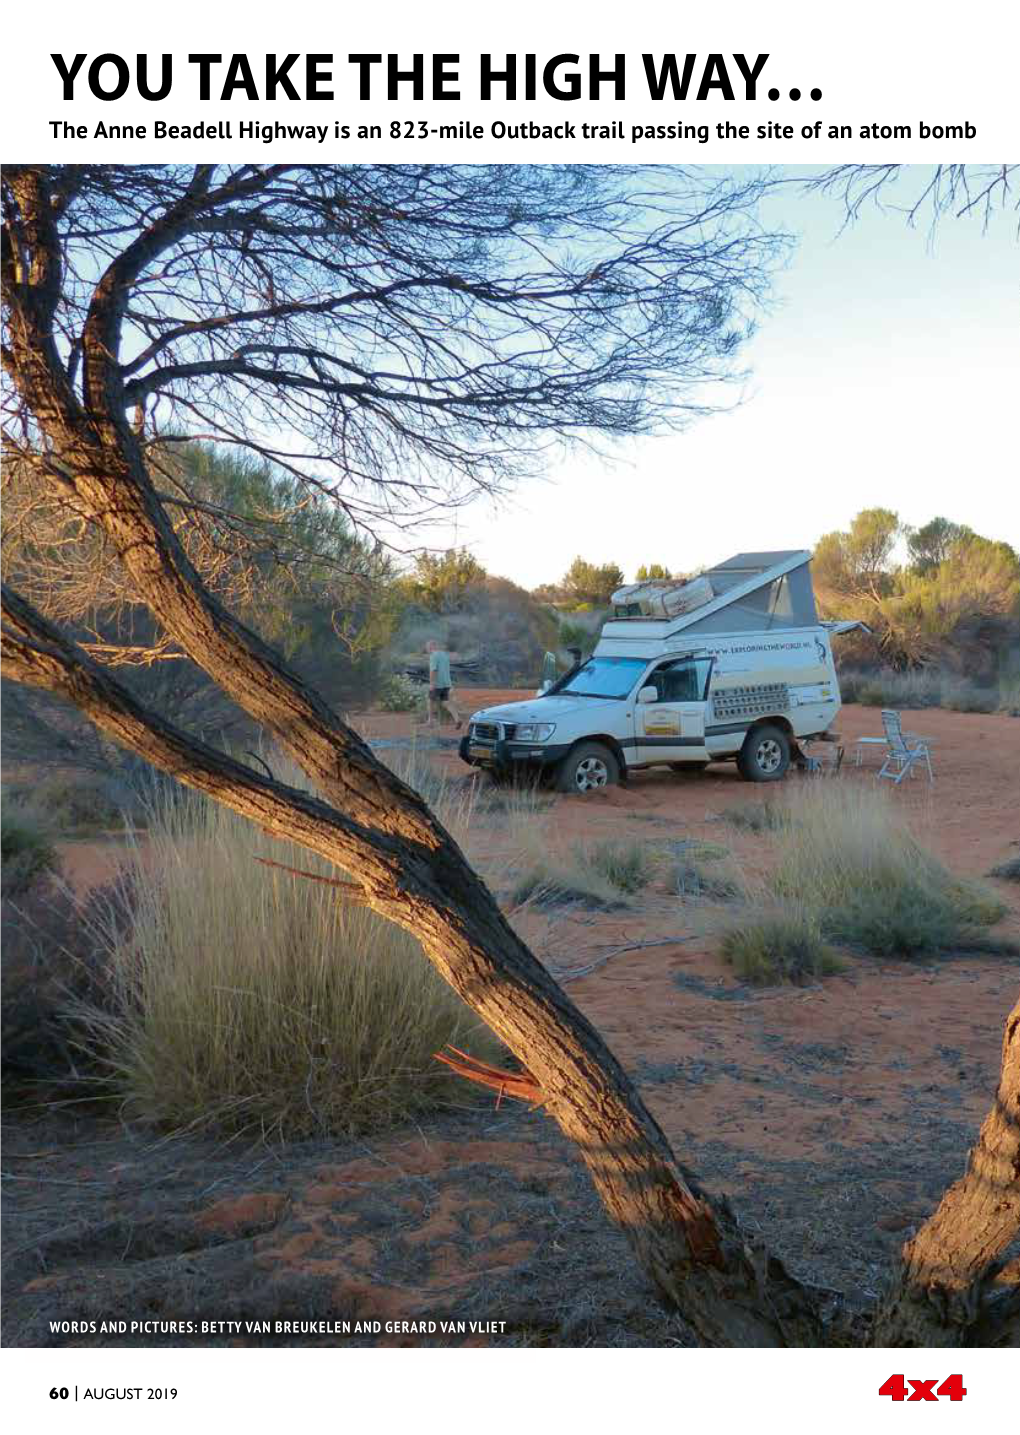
[[679, 551, 818, 635]]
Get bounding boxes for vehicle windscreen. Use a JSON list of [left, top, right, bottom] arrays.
[[559, 656, 647, 699]]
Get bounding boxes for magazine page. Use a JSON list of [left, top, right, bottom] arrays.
[[2, 1, 1018, 1427]]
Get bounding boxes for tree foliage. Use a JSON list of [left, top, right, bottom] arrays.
[[906, 516, 972, 575], [402, 547, 487, 614], [635, 563, 674, 581], [561, 556, 626, 607], [815, 508, 1020, 669]]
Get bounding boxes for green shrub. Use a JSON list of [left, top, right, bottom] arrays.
[[581, 838, 655, 894], [377, 674, 426, 713], [773, 785, 1008, 957], [722, 909, 843, 986], [1, 797, 57, 895], [72, 780, 501, 1139]]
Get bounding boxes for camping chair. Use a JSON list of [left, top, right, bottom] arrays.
[[876, 709, 935, 784]]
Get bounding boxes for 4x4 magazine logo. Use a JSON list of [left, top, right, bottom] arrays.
[[879, 1375, 967, 1402]]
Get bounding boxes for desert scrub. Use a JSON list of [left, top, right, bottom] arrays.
[[721, 802, 788, 833], [845, 668, 1007, 715], [582, 838, 655, 895], [722, 909, 842, 986], [674, 842, 743, 901], [773, 784, 1008, 957], [377, 673, 426, 713], [1, 796, 57, 896], [74, 782, 501, 1139], [510, 837, 651, 910], [28, 772, 135, 833]]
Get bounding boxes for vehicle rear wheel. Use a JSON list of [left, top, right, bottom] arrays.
[[669, 761, 709, 773], [555, 742, 619, 794], [737, 724, 791, 783]]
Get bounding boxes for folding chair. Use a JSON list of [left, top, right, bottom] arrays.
[[876, 709, 934, 784]]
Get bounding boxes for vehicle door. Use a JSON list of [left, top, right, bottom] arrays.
[[632, 656, 713, 764]]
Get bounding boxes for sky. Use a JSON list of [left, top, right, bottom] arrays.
[[425, 170, 1020, 588]]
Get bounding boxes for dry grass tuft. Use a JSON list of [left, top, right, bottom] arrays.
[[511, 837, 654, 911], [721, 802, 788, 834], [73, 768, 502, 1139], [772, 784, 1009, 957], [673, 841, 743, 902]]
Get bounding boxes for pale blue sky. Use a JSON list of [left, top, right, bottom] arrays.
[[429, 170, 1019, 587]]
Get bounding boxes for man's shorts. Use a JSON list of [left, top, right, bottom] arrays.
[[431, 687, 451, 701]]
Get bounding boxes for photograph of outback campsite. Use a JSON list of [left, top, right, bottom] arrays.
[[2, 164, 1017, 1349]]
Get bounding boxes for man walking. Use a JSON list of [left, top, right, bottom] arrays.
[[425, 639, 462, 729]]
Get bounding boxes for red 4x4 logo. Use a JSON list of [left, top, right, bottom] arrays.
[[879, 1375, 967, 1402]]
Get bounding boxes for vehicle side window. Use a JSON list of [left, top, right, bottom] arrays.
[[648, 658, 713, 702]]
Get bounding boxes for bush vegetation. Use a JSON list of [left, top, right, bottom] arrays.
[[72, 777, 502, 1139], [674, 843, 743, 901], [721, 909, 842, 986], [1, 796, 57, 896], [721, 802, 789, 834], [815, 507, 1019, 681], [771, 785, 1008, 957], [377, 673, 426, 713], [838, 668, 1019, 715], [511, 837, 653, 910]]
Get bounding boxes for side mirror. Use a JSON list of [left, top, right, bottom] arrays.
[[637, 685, 658, 704]]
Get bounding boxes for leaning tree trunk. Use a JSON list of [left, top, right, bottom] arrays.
[[874, 997, 1020, 1346]]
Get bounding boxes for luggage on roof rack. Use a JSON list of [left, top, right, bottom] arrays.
[[611, 574, 715, 620]]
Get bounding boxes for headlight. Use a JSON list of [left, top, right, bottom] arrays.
[[515, 723, 556, 743]]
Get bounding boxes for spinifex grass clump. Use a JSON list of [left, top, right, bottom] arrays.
[[511, 836, 654, 909], [721, 802, 788, 834], [674, 842, 743, 902], [721, 908, 842, 986], [773, 784, 1008, 957], [76, 776, 501, 1139], [582, 838, 656, 895]]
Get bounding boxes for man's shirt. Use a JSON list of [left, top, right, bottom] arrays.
[[429, 650, 452, 688]]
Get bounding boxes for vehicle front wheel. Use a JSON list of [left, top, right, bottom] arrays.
[[555, 742, 619, 794], [737, 725, 791, 783]]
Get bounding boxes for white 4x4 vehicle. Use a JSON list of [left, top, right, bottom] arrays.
[[459, 551, 860, 792]]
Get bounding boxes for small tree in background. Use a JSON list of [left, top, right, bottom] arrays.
[[907, 516, 972, 575], [561, 556, 626, 607], [635, 563, 673, 581], [815, 507, 1019, 671], [403, 548, 487, 614]]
